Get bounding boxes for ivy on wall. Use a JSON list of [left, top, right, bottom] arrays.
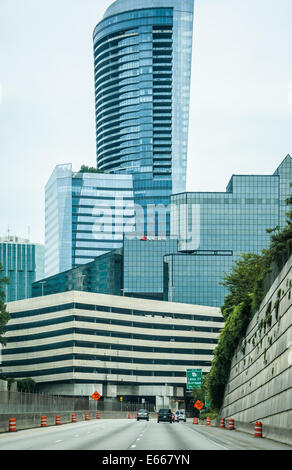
[[205, 183, 292, 410]]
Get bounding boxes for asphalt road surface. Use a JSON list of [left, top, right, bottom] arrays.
[[0, 418, 291, 451]]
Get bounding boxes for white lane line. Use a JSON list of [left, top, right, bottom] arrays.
[[131, 445, 136, 448], [55, 440, 62, 443], [187, 427, 229, 450]]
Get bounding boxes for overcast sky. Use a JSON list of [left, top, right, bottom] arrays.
[[0, 0, 291, 244]]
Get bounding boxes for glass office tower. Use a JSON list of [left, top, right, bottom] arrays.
[[45, 164, 135, 277], [93, 0, 194, 235], [0, 236, 44, 302], [166, 155, 292, 307]]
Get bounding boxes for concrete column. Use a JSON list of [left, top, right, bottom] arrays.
[[156, 396, 164, 411], [163, 396, 171, 408]]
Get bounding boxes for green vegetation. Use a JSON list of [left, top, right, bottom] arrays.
[[78, 165, 104, 174], [1, 377, 37, 393], [204, 183, 292, 410], [16, 378, 37, 393]]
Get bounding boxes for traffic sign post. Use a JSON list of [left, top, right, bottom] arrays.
[[194, 400, 204, 421], [194, 400, 204, 411], [186, 369, 202, 389], [91, 391, 101, 402]]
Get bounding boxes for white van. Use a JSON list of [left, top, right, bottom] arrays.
[[175, 410, 186, 422]]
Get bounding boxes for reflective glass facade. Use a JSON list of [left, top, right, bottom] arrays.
[[32, 250, 123, 298], [93, 0, 194, 235], [45, 164, 72, 277], [0, 236, 44, 302], [123, 236, 178, 298], [168, 156, 292, 306], [45, 164, 135, 277]]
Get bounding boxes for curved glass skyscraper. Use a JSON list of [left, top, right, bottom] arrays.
[[93, 0, 194, 235]]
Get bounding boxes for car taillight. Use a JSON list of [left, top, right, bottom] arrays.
[[158, 414, 160, 417]]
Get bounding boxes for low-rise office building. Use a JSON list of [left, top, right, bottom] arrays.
[[32, 250, 123, 298], [2, 291, 223, 409]]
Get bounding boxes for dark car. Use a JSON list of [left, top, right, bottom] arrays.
[[157, 408, 173, 423], [137, 409, 149, 421]]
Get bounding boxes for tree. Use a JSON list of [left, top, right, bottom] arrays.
[[191, 385, 205, 404], [0, 263, 9, 346], [78, 165, 103, 174], [17, 378, 37, 393], [220, 252, 267, 320]]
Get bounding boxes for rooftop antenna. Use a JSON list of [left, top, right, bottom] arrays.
[[27, 226, 30, 242]]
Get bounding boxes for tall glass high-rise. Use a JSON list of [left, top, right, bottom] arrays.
[[93, 0, 194, 235]]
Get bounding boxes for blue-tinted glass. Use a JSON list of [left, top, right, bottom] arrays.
[[93, 0, 194, 236]]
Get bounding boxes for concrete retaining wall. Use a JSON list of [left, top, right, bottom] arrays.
[[219, 255, 292, 446]]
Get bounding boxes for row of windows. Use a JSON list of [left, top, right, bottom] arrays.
[[94, 17, 173, 49], [4, 366, 201, 379], [3, 351, 213, 367], [9, 302, 223, 322], [7, 326, 218, 344], [6, 313, 221, 333], [3, 339, 215, 356], [94, 9, 173, 39]]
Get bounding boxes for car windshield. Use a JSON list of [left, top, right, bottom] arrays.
[[159, 409, 170, 413], [138, 409, 147, 412]]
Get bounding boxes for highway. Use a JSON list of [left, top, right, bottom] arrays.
[[0, 418, 290, 451]]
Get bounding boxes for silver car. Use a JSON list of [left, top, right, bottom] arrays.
[[175, 410, 186, 422], [137, 409, 149, 421]]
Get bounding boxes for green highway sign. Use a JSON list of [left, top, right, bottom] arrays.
[[186, 368, 202, 389]]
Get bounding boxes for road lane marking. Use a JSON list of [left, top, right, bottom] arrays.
[[187, 427, 228, 450]]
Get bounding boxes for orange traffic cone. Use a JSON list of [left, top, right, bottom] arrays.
[[56, 415, 61, 425], [41, 416, 47, 427], [228, 418, 234, 430], [9, 418, 16, 432], [254, 421, 262, 437]]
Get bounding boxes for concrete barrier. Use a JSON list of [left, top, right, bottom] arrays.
[[0, 411, 157, 433], [217, 419, 292, 446]]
